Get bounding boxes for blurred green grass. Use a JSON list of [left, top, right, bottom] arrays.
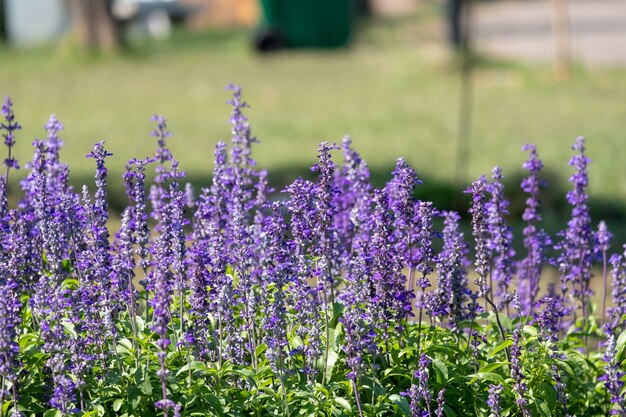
[[1, 9, 626, 236]]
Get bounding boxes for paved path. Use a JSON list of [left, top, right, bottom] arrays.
[[473, 0, 626, 67]]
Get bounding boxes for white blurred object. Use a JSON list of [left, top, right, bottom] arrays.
[[145, 9, 172, 39], [112, 1, 140, 20], [369, 0, 420, 18], [5, 0, 69, 46]]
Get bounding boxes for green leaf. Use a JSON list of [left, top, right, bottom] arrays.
[[134, 315, 145, 333], [43, 410, 62, 417], [176, 361, 208, 377], [389, 394, 411, 416], [139, 376, 153, 396], [18, 333, 40, 351], [83, 409, 104, 417], [523, 325, 538, 338], [468, 372, 505, 385], [113, 398, 124, 412], [60, 277, 79, 289], [334, 397, 352, 412], [2, 401, 11, 415], [205, 394, 225, 417], [476, 361, 507, 374], [325, 346, 339, 384], [128, 387, 142, 410], [535, 398, 552, 417], [488, 340, 513, 359], [331, 302, 345, 327], [616, 327, 626, 360], [431, 358, 448, 384], [61, 321, 77, 339]]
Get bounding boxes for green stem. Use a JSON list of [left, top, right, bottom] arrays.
[[352, 378, 365, 417], [0, 375, 5, 417], [280, 354, 289, 417], [601, 250, 608, 327]]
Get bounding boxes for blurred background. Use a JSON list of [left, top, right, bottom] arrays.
[[1, 0, 626, 241]]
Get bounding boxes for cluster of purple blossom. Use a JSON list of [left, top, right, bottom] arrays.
[[0, 87, 625, 417]]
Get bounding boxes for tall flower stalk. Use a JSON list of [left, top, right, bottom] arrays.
[[556, 137, 594, 326], [595, 221, 612, 326], [518, 144, 549, 317]]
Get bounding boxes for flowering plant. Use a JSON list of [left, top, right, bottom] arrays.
[[0, 89, 624, 417]]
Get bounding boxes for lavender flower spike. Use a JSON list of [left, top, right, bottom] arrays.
[[487, 384, 502, 417], [1, 96, 21, 217], [466, 176, 490, 299], [486, 166, 515, 311], [1, 96, 21, 172], [510, 328, 530, 417], [518, 144, 550, 317], [595, 220, 613, 326], [600, 334, 626, 415], [556, 137, 593, 321], [608, 247, 626, 333], [0, 278, 22, 414], [436, 211, 470, 331]]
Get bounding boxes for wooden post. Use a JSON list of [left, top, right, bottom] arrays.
[[69, 0, 121, 51], [455, 0, 474, 189], [552, 0, 572, 78]]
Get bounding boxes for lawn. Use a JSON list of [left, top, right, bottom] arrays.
[[2, 8, 626, 229]]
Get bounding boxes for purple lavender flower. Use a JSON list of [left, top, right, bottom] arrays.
[[401, 384, 425, 417], [466, 176, 490, 298], [223, 86, 271, 365], [486, 167, 515, 311], [155, 399, 182, 417], [333, 136, 372, 269], [608, 248, 626, 333], [386, 157, 421, 271], [258, 203, 293, 373], [43, 115, 71, 199], [556, 137, 594, 321], [402, 354, 433, 416], [1, 97, 21, 222], [111, 208, 138, 319], [551, 364, 569, 416], [145, 115, 190, 411], [487, 384, 502, 417], [596, 221, 612, 255], [436, 211, 470, 330], [3, 208, 41, 297], [1, 96, 21, 172], [596, 221, 613, 325], [370, 189, 411, 339], [535, 297, 563, 343], [416, 354, 432, 406], [49, 355, 77, 415], [148, 114, 175, 225], [284, 177, 324, 377], [518, 144, 550, 317], [226, 84, 258, 172], [310, 141, 340, 294], [435, 389, 446, 417], [0, 278, 21, 412], [187, 143, 228, 358], [340, 252, 377, 381], [600, 334, 626, 415], [127, 158, 152, 274], [411, 201, 441, 320], [83, 142, 116, 329], [510, 328, 530, 417], [150, 206, 177, 414]]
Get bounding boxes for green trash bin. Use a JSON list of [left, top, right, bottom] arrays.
[[256, 0, 352, 49]]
